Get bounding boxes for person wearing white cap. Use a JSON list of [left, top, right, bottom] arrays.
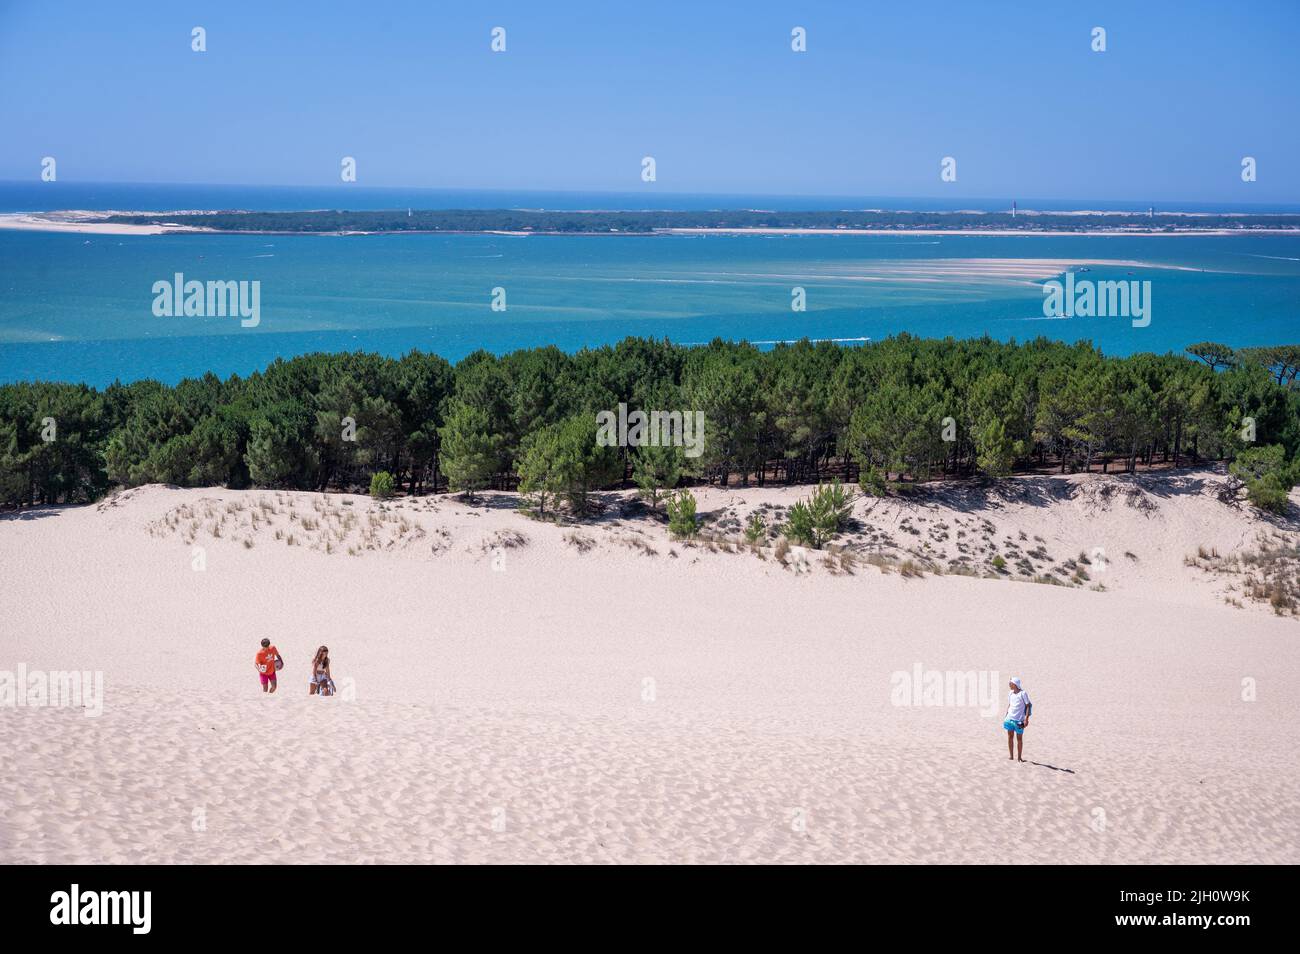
[[1003, 677, 1032, 761]]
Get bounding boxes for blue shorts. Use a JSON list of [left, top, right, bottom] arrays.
[[1003, 718, 1025, 735]]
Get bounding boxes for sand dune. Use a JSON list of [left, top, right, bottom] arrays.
[[1, 471, 1297, 864], [0, 211, 208, 236]]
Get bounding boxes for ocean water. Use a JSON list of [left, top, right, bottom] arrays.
[[1, 185, 1298, 386], [7, 181, 1300, 215]]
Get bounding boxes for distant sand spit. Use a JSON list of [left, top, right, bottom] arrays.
[[0, 211, 211, 236], [1, 472, 1297, 863], [673, 259, 1208, 287]]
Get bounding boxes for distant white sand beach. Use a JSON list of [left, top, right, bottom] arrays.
[[0, 211, 211, 236]]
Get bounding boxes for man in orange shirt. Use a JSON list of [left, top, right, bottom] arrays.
[[255, 638, 282, 693]]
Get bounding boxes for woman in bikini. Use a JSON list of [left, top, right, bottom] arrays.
[[309, 645, 334, 697]]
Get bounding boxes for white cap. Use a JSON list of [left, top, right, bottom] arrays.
[[1010, 677, 1022, 689]]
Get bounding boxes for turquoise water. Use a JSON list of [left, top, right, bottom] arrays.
[[2, 228, 1298, 386]]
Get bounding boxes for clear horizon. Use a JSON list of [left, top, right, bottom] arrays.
[[5, 179, 1300, 214]]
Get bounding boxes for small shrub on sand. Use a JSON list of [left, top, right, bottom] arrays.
[[862, 553, 894, 574], [899, 559, 924, 578], [369, 471, 396, 499], [488, 529, 529, 551], [1229, 444, 1296, 516], [858, 465, 887, 497], [783, 480, 854, 549], [564, 531, 595, 554], [666, 490, 698, 539], [617, 535, 658, 557]]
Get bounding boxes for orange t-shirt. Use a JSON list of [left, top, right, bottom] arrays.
[[255, 646, 279, 675]]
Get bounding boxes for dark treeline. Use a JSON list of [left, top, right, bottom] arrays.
[[97, 208, 1300, 234], [3, 336, 1299, 512]]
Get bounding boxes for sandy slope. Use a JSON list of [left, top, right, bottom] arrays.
[[1, 471, 1297, 864]]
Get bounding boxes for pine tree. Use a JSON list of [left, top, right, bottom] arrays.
[[438, 403, 503, 500], [632, 442, 683, 511]]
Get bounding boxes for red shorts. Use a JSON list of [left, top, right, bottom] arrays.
[[259, 672, 276, 686]]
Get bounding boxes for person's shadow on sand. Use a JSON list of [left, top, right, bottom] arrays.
[[1027, 760, 1075, 774]]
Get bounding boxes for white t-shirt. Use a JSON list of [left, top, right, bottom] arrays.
[[1006, 689, 1031, 723]]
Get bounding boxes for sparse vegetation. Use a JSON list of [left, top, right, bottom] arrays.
[[1228, 444, 1297, 515], [564, 531, 595, 553], [858, 464, 887, 497], [368, 470, 395, 499], [1192, 538, 1300, 616], [666, 490, 698, 539], [783, 480, 854, 549]]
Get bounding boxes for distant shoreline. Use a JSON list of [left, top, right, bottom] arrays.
[[663, 227, 1300, 238], [5, 208, 1300, 237]]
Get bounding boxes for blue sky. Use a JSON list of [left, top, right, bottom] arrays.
[[1, 0, 1297, 203]]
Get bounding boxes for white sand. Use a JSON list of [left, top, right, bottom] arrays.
[[683, 259, 1206, 289], [0, 211, 210, 236], [1, 470, 1297, 864]]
